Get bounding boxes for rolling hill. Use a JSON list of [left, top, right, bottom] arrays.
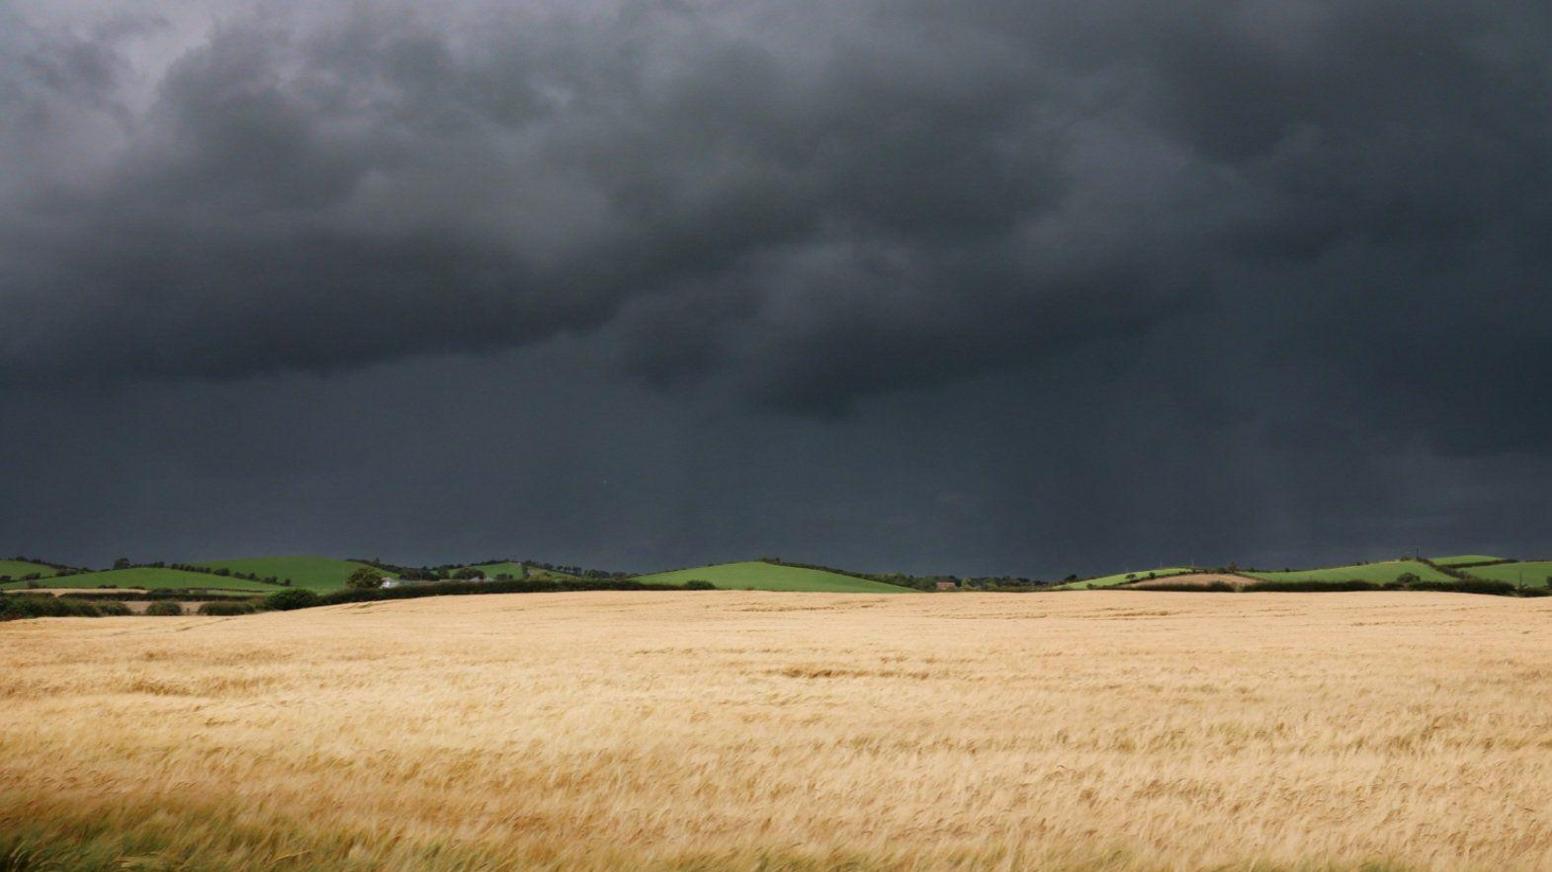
[[1241, 559, 1453, 584], [0, 560, 66, 580], [524, 565, 580, 580], [193, 556, 397, 592], [1431, 555, 1507, 567], [6, 552, 1550, 598], [1056, 567, 1194, 590], [465, 561, 528, 579], [635, 561, 915, 593], [1456, 560, 1552, 588], [0, 567, 276, 592]]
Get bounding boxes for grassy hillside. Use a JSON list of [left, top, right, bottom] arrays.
[[1242, 559, 1452, 584], [468, 562, 528, 579], [1458, 561, 1552, 587], [0, 560, 65, 580], [1057, 567, 1194, 590], [193, 556, 396, 592], [525, 566, 580, 580], [1431, 555, 1506, 567], [0, 567, 275, 592], [635, 561, 915, 593]]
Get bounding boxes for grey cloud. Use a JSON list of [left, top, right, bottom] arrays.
[[1, 0, 1548, 447]]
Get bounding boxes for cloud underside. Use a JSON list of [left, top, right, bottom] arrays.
[[2, 0, 1548, 441]]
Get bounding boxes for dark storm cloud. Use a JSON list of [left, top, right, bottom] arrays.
[[2, 0, 1549, 442]]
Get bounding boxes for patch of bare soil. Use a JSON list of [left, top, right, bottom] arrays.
[[121, 600, 208, 615]]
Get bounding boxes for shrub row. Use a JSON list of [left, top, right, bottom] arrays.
[[197, 600, 260, 616], [1403, 579, 1519, 596], [101, 562, 286, 586], [1129, 578, 1542, 597], [312, 577, 709, 607], [256, 578, 717, 611], [5, 577, 719, 621], [56, 590, 255, 602], [0, 596, 132, 621], [1242, 580, 1382, 592], [1249, 579, 1527, 596]]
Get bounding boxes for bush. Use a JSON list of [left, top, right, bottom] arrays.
[[145, 601, 183, 616], [346, 566, 384, 589], [197, 600, 257, 616], [683, 580, 716, 590], [1396, 572, 1420, 584], [95, 601, 132, 616], [264, 588, 319, 611]]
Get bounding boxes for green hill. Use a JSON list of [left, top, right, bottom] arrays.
[[0, 560, 66, 581], [1056, 567, 1194, 590], [635, 561, 915, 593], [467, 561, 528, 579], [456, 562, 578, 580], [1457, 561, 1552, 588], [1430, 554, 1507, 567], [1241, 559, 1452, 584], [0, 567, 275, 592], [192, 556, 396, 592]]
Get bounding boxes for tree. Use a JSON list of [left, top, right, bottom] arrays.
[[453, 567, 485, 580], [346, 566, 385, 589], [1396, 572, 1420, 585], [264, 589, 318, 611], [113, 557, 131, 570]]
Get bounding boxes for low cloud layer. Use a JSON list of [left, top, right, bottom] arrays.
[[6, 1, 1545, 421]]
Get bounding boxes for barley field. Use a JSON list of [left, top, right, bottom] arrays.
[[2, 592, 1551, 871]]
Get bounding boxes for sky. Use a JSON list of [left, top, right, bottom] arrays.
[[2, 0, 1549, 577]]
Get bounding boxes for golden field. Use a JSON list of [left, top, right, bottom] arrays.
[[3, 591, 1551, 871]]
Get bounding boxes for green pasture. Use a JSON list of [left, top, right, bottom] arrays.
[[0, 560, 65, 580], [0, 567, 275, 592], [1457, 560, 1552, 587], [468, 562, 529, 579], [1056, 567, 1195, 590], [193, 556, 396, 592], [1430, 555, 1507, 567], [635, 561, 915, 593], [1241, 559, 1452, 584]]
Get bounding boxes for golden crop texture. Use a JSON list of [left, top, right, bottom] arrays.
[[2, 591, 1550, 871]]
